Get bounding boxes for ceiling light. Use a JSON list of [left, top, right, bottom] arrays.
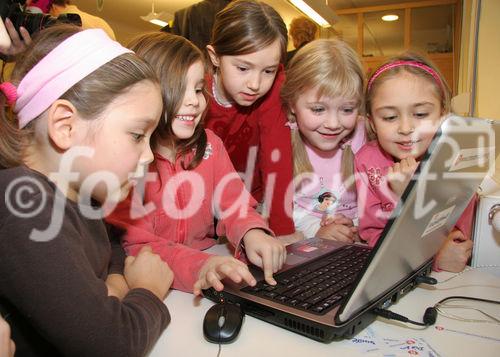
[[140, 0, 172, 27], [288, 0, 337, 28], [381, 14, 399, 22]]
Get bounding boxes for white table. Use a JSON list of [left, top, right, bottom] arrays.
[[149, 245, 500, 357]]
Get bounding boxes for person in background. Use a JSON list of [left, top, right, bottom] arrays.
[[0, 25, 172, 356], [25, 0, 53, 13], [50, 0, 116, 39], [0, 18, 31, 63], [0, 16, 31, 82], [205, 0, 296, 238], [107, 32, 286, 295], [355, 52, 475, 272], [172, 0, 231, 52], [286, 16, 317, 63], [281, 39, 366, 241]]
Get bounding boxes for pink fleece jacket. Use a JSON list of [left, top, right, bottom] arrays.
[[354, 140, 476, 248], [106, 130, 271, 292]]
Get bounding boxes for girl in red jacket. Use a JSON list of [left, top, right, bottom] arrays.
[[107, 32, 286, 295], [204, 0, 296, 237]]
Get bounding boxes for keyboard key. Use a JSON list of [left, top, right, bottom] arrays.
[[299, 302, 311, 309]]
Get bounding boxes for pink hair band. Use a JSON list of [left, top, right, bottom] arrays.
[[0, 82, 17, 107], [367, 60, 443, 93], [14, 29, 132, 129]]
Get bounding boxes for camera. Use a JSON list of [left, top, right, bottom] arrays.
[[0, 0, 81, 36]]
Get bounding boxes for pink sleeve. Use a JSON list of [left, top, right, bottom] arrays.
[[354, 151, 397, 246], [210, 134, 274, 251], [106, 195, 212, 293], [432, 195, 477, 271], [454, 195, 478, 240], [256, 68, 295, 235]]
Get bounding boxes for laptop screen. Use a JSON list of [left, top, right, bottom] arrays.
[[338, 115, 498, 322]]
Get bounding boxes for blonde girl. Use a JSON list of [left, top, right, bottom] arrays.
[[281, 39, 366, 241]]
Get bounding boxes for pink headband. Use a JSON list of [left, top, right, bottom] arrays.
[[14, 29, 132, 129], [367, 60, 443, 93]]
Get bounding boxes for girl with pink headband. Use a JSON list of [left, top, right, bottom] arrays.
[[355, 52, 475, 273], [0, 25, 173, 355]]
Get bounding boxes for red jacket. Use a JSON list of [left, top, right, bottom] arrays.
[[204, 66, 295, 235], [107, 130, 271, 292]]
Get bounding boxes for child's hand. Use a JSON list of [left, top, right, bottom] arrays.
[[193, 256, 256, 296], [0, 316, 15, 357], [124, 246, 174, 301], [243, 229, 287, 285], [316, 223, 358, 243], [276, 230, 304, 245], [320, 213, 352, 227], [105, 274, 130, 300], [317, 214, 358, 243], [388, 157, 419, 197], [435, 229, 473, 272]]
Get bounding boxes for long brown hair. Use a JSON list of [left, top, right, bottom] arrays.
[[0, 25, 158, 169], [128, 32, 208, 170], [210, 0, 288, 63], [281, 39, 365, 188]]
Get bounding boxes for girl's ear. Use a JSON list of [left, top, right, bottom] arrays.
[[46, 99, 79, 150], [206, 45, 220, 67]]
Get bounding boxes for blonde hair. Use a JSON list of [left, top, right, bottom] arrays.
[[0, 25, 158, 169], [281, 39, 365, 188], [210, 0, 288, 63], [289, 16, 317, 49], [366, 52, 451, 119], [128, 32, 208, 170]]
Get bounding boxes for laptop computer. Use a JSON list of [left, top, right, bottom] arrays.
[[204, 115, 499, 342]]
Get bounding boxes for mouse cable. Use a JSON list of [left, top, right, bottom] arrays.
[[373, 295, 500, 328], [434, 295, 500, 325], [437, 264, 500, 284]]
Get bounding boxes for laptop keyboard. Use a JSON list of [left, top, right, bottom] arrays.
[[241, 245, 371, 315]]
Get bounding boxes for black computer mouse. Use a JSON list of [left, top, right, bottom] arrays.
[[203, 303, 244, 344]]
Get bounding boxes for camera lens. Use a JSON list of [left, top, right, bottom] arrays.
[[1, 2, 81, 36]]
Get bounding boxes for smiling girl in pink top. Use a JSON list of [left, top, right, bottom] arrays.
[[281, 39, 367, 242], [355, 53, 475, 272]]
